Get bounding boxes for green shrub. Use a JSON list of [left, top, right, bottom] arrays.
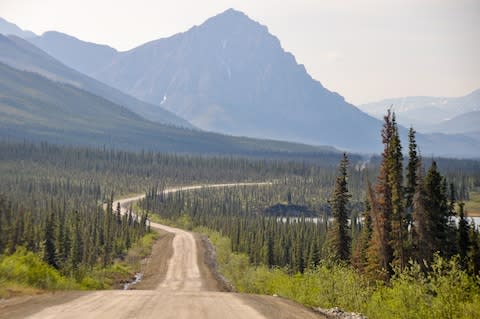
[[366, 257, 480, 319], [79, 276, 105, 290], [0, 247, 78, 290], [367, 263, 432, 319]]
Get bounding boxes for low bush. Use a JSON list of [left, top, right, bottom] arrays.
[[0, 247, 78, 292]]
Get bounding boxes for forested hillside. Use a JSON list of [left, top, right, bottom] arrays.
[[0, 34, 192, 128], [0, 62, 340, 156]]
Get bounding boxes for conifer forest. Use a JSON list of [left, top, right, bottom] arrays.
[[1, 112, 480, 317]]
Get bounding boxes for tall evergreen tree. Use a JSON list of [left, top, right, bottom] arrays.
[[468, 227, 480, 275], [43, 210, 57, 268], [307, 238, 321, 268], [326, 153, 351, 262], [457, 202, 469, 268], [405, 127, 418, 220], [411, 160, 430, 266], [116, 202, 122, 225], [388, 113, 406, 270], [366, 182, 389, 280], [423, 161, 451, 258], [368, 110, 394, 277], [352, 191, 373, 272], [71, 211, 84, 271]]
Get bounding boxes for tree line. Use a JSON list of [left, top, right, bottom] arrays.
[[0, 140, 362, 282], [0, 186, 148, 279], [1, 132, 479, 282], [141, 111, 480, 279]]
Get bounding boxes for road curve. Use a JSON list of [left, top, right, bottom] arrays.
[[19, 182, 324, 319]]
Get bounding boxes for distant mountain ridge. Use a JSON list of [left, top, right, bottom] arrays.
[[428, 110, 480, 134], [359, 89, 480, 132], [29, 31, 118, 76], [0, 34, 193, 128], [0, 17, 36, 38]]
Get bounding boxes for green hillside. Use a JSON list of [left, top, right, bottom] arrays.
[[0, 34, 193, 128], [0, 62, 338, 156]]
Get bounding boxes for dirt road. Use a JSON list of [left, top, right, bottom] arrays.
[[0, 183, 324, 319]]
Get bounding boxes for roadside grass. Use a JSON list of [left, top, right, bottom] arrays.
[[124, 232, 159, 268]]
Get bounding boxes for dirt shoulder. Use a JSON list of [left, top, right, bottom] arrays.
[[133, 230, 174, 290], [239, 294, 327, 319], [195, 233, 233, 292], [0, 291, 87, 319]]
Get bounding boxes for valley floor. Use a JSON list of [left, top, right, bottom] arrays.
[[0, 185, 325, 319]]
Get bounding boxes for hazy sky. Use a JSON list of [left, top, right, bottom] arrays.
[[1, 0, 479, 104]]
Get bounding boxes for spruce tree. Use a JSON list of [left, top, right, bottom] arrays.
[[368, 110, 394, 277], [56, 210, 71, 268], [308, 238, 321, 268], [467, 227, 480, 275], [457, 202, 469, 268], [412, 160, 430, 266], [326, 153, 351, 262], [71, 211, 84, 271], [43, 210, 57, 268], [352, 191, 372, 272], [423, 161, 452, 258], [366, 182, 389, 280], [116, 202, 121, 225], [388, 113, 406, 270], [405, 127, 418, 228], [293, 230, 305, 273]]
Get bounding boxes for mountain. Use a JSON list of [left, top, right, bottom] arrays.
[[359, 89, 480, 132], [0, 61, 339, 157], [427, 111, 480, 134], [0, 34, 193, 128], [28, 9, 383, 153], [0, 17, 36, 38], [29, 31, 118, 76], [6, 11, 479, 157]]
